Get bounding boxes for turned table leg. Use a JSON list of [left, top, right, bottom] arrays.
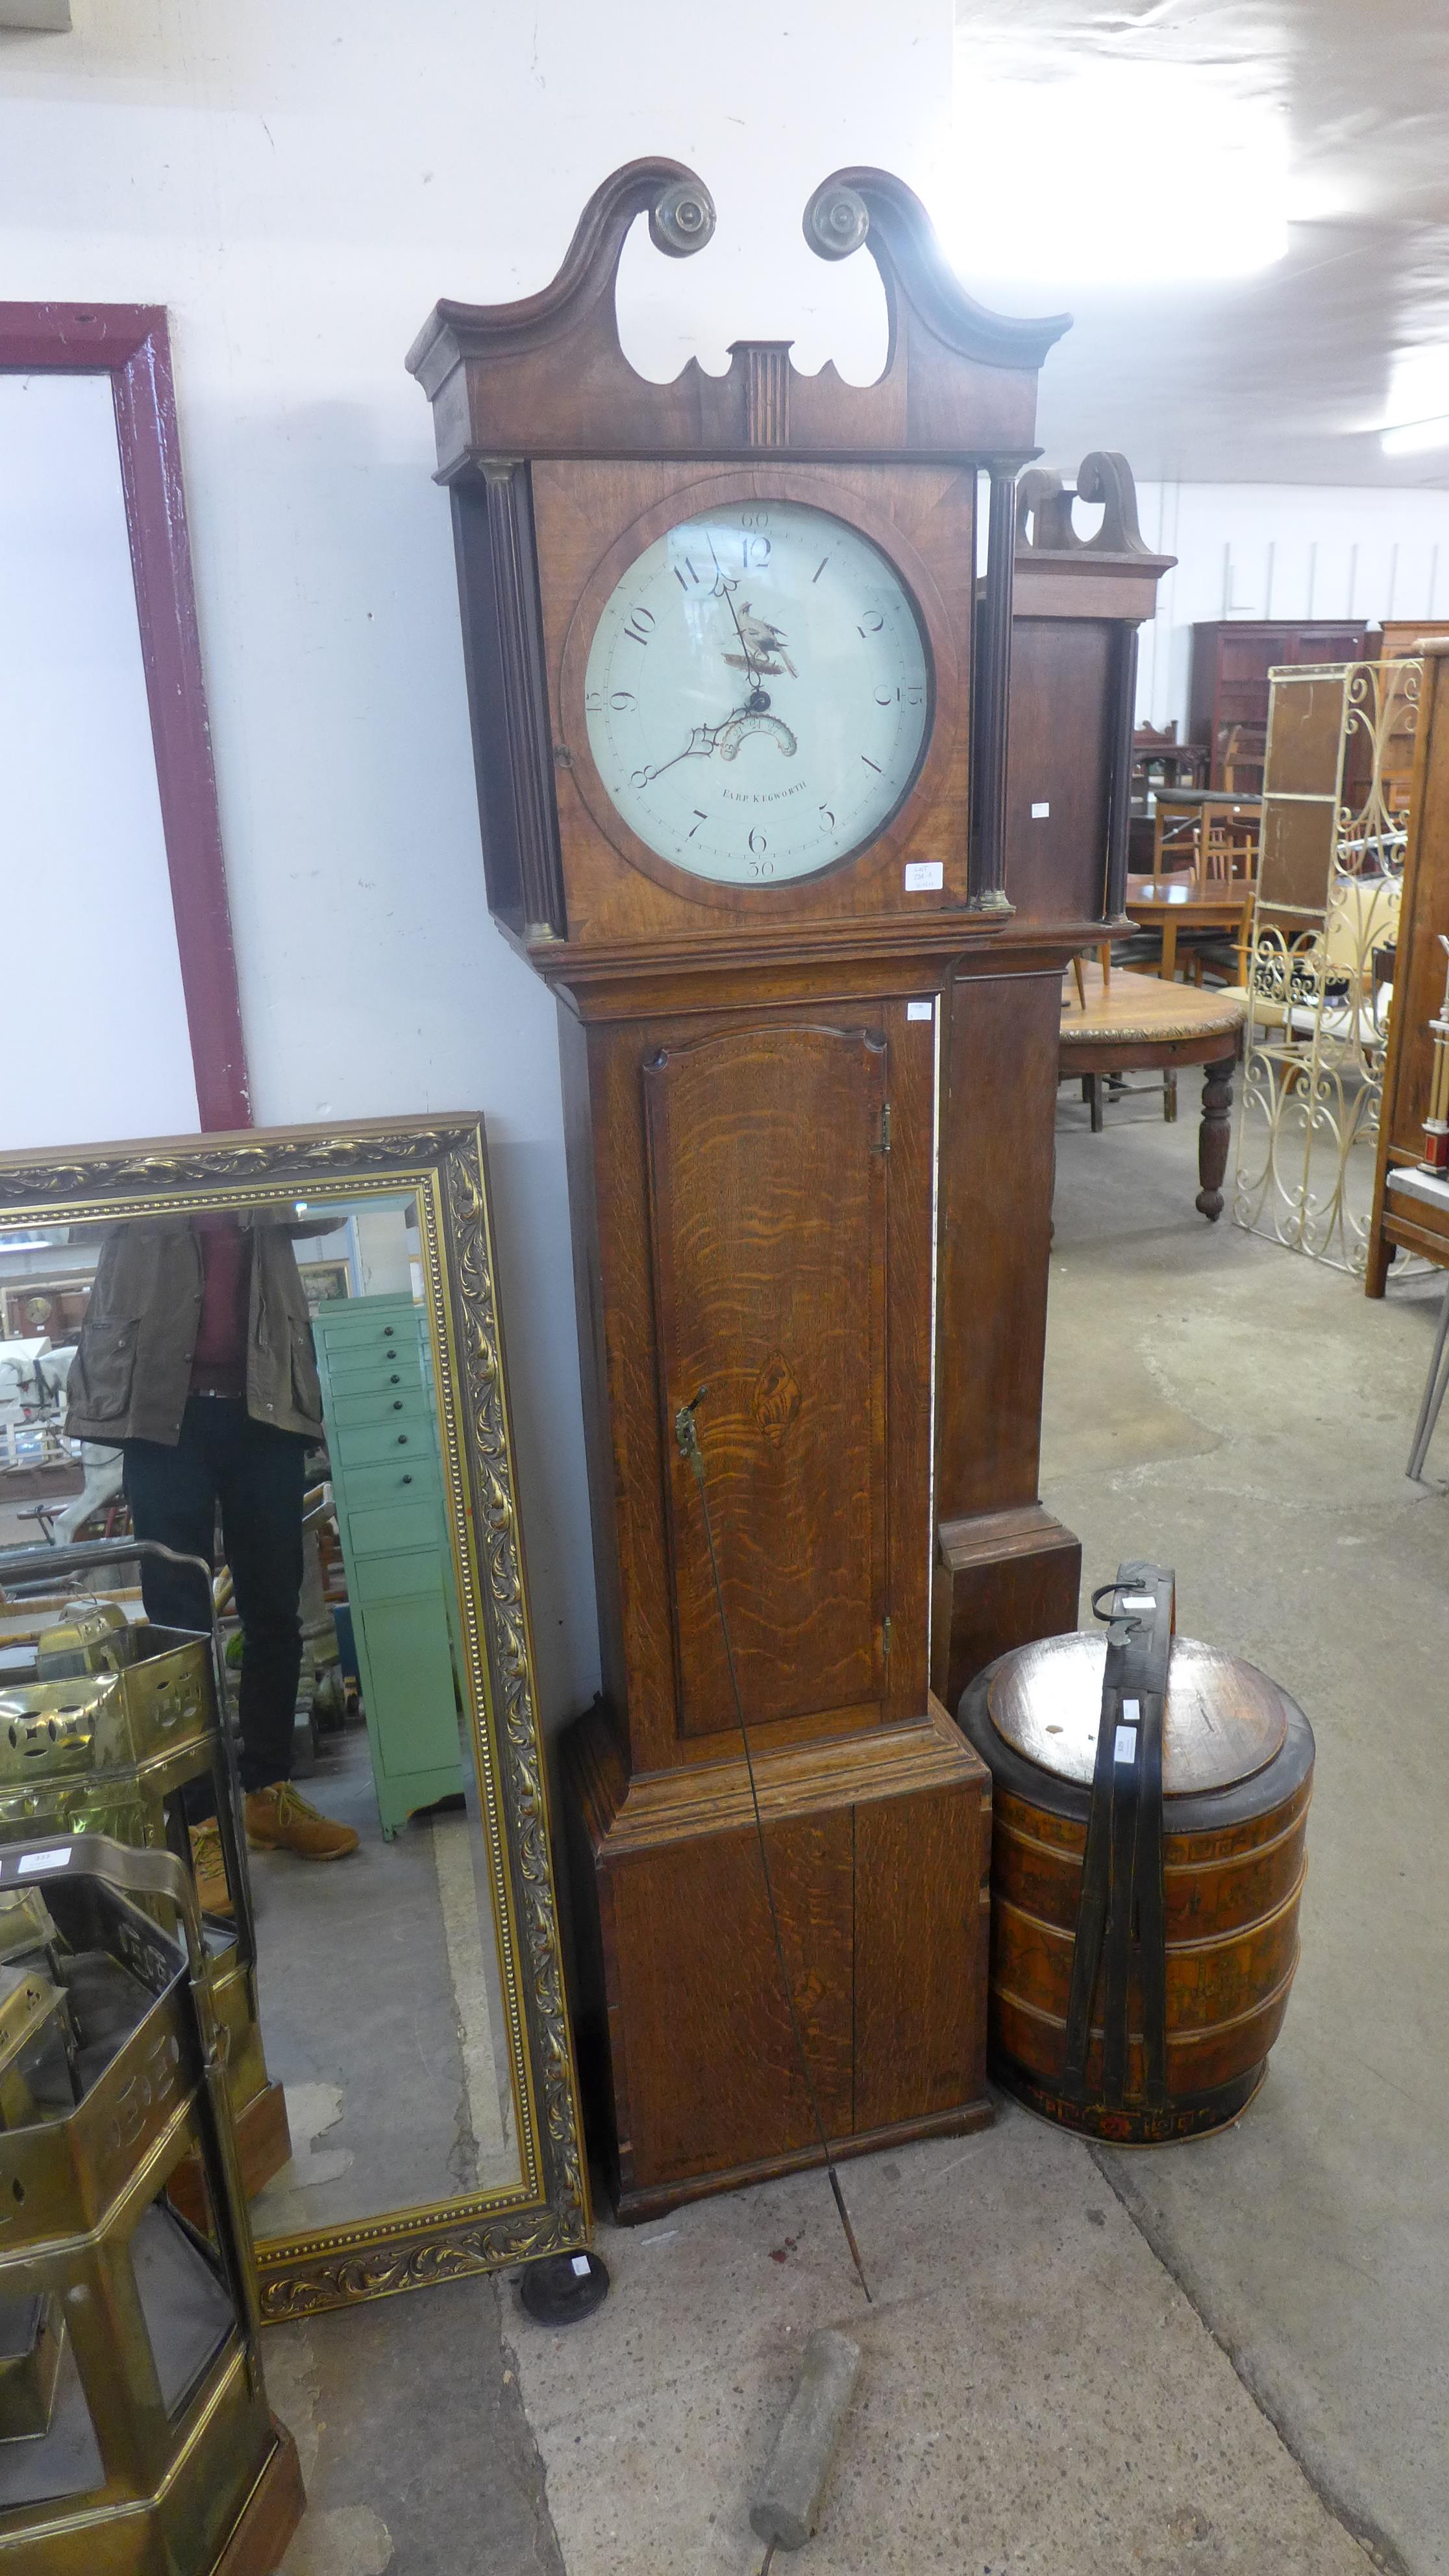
[[1196, 1052, 1235, 1220]]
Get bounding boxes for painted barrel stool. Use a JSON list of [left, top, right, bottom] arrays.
[[958, 1629, 1314, 2143]]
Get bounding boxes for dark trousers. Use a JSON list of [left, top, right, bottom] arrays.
[[123, 1397, 307, 1801]]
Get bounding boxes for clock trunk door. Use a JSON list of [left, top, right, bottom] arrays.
[[643, 1012, 926, 1741]]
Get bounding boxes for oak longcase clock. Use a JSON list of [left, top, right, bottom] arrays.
[[410, 162, 1101, 2216]]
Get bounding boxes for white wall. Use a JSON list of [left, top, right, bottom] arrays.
[[0, 0, 953, 1732], [1133, 480, 1449, 735]]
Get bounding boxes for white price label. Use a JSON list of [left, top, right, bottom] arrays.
[[1113, 1727, 1139, 1765], [904, 860, 944, 892], [571, 2254, 591, 2278], [907, 1000, 934, 1022], [19, 1846, 69, 1875], [1030, 800, 1050, 819]]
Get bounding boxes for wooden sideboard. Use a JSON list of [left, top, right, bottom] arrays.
[[1189, 619, 1368, 793], [1371, 621, 1449, 662]]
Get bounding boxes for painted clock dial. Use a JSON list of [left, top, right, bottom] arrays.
[[582, 501, 931, 884]]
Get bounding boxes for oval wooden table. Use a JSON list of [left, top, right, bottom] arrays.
[[1059, 963, 1247, 1220], [1124, 878, 1255, 984]]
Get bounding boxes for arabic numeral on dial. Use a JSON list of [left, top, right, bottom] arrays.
[[747, 828, 773, 876], [906, 684, 924, 706], [818, 803, 836, 830], [739, 510, 771, 528], [747, 829, 768, 857], [586, 689, 602, 711], [856, 610, 884, 637], [622, 606, 656, 647], [741, 534, 771, 569], [874, 687, 896, 706], [673, 555, 704, 590], [687, 810, 708, 839], [608, 689, 636, 711]]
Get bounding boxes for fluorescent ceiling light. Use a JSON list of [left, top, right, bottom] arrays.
[[944, 59, 1290, 286], [1381, 348, 1449, 454], [1381, 414, 1449, 457]]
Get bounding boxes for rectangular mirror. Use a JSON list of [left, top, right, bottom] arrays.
[[0, 1117, 588, 2316]]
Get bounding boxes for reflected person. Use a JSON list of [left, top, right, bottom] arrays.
[[66, 1211, 359, 1906]]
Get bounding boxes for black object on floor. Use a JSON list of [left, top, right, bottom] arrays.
[[517, 2250, 611, 2327]]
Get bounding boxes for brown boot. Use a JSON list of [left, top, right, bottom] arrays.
[[188, 1818, 234, 1918], [245, 1782, 360, 1862]]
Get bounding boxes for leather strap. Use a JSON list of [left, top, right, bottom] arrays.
[[1063, 1562, 1173, 2109]]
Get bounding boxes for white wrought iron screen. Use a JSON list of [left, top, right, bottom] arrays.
[[1233, 658, 1417, 1272]]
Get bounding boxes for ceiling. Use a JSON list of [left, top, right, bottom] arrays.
[[951, 0, 1449, 485]]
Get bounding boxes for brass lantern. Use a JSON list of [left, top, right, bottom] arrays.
[[0, 1539, 288, 2213], [0, 1835, 303, 2573]]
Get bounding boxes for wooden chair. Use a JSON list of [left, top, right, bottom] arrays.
[[1150, 803, 1201, 885], [1132, 723, 1208, 793], [1219, 723, 1266, 794], [1069, 945, 1114, 1011], [1201, 804, 1259, 886]]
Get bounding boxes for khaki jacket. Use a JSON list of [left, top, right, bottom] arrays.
[[66, 1219, 325, 1448]]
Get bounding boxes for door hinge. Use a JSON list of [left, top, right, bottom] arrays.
[[874, 1102, 892, 1155], [882, 1615, 893, 1657]]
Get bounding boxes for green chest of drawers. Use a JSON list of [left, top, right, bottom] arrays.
[[312, 1293, 462, 1837]]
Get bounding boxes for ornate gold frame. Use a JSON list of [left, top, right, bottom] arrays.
[[0, 1117, 590, 2318]]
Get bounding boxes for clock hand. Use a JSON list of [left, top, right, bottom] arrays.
[[707, 538, 773, 708], [630, 719, 730, 789], [633, 704, 799, 794], [630, 671, 778, 788]]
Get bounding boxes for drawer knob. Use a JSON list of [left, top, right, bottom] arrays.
[[390, 1374, 400, 1385], [392, 1400, 402, 1411], [384, 1327, 395, 1339], [401, 1473, 413, 1485], [397, 1434, 408, 1446]]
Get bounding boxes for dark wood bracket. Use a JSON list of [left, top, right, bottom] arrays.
[[971, 462, 1020, 913], [449, 463, 565, 940], [1017, 450, 1156, 559]]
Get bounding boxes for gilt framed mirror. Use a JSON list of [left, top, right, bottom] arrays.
[[0, 1115, 589, 2318]]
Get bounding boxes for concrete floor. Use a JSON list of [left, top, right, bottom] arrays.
[[269, 1091, 1446, 2575], [1043, 1089, 1449, 2576], [250, 1726, 519, 2246]]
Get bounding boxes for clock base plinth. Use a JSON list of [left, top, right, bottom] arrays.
[[562, 1697, 993, 2218], [932, 1504, 1082, 1719], [609, 2099, 996, 2229]]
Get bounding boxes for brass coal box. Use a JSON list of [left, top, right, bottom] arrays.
[[0, 1837, 302, 2572]]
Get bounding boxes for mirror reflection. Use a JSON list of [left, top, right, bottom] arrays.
[[0, 1193, 523, 2247]]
